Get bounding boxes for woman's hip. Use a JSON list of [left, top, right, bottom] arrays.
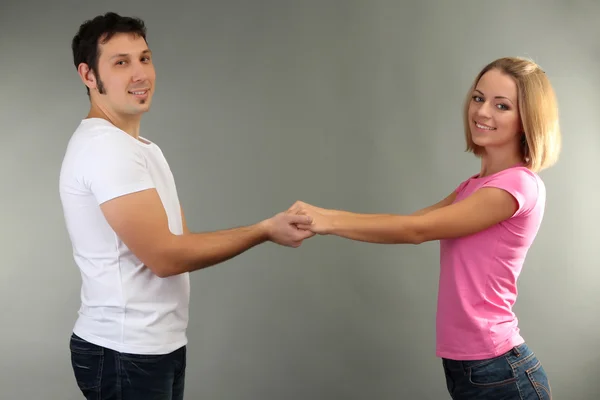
[[442, 343, 552, 399]]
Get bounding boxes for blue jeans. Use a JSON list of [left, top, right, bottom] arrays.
[[69, 333, 186, 400], [442, 343, 552, 399]]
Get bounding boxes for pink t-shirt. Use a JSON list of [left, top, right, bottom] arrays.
[[436, 166, 545, 360]]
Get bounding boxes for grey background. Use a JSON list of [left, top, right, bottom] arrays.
[[1, 0, 599, 399]]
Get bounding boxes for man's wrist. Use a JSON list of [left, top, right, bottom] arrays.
[[255, 219, 272, 242]]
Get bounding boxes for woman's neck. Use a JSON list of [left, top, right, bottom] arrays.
[[478, 149, 524, 177]]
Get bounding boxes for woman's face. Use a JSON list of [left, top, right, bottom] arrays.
[[468, 68, 522, 150]]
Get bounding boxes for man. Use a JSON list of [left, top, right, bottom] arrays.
[[59, 12, 313, 400]]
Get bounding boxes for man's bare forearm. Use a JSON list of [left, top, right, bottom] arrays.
[[158, 220, 270, 277]]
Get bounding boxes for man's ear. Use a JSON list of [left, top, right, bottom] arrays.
[[77, 63, 97, 92]]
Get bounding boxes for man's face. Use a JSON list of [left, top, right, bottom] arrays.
[[89, 32, 156, 117]]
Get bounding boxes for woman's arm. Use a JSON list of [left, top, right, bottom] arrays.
[[291, 187, 518, 244], [410, 191, 458, 216]]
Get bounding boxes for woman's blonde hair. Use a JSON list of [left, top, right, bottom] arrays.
[[463, 57, 561, 172]]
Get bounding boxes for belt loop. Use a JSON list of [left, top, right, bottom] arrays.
[[512, 346, 520, 357]]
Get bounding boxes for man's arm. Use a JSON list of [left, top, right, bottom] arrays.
[[180, 205, 191, 235], [100, 189, 313, 278]]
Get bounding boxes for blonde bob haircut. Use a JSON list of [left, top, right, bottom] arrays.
[[463, 57, 561, 172]]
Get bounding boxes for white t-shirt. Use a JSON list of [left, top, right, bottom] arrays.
[[59, 118, 190, 355]]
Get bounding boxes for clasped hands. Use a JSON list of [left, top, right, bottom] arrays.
[[263, 201, 334, 248]]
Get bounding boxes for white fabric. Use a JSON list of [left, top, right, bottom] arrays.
[[59, 118, 189, 355]]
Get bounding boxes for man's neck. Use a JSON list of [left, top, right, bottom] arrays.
[[87, 107, 142, 139]]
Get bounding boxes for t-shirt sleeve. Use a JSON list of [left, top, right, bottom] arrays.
[[79, 133, 156, 205], [480, 168, 539, 217], [455, 179, 469, 194]]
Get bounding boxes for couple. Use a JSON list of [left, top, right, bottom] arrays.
[[60, 12, 560, 400]]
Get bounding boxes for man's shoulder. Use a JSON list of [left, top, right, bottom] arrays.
[[66, 119, 147, 162], [71, 118, 129, 145], [62, 120, 136, 182]]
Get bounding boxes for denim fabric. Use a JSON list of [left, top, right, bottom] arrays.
[[442, 343, 552, 399], [70, 333, 186, 400]]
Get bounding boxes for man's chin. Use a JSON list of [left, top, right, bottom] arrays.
[[129, 96, 153, 109], [128, 104, 152, 115]]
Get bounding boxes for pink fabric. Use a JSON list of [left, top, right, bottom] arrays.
[[436, 166, 545, 360]]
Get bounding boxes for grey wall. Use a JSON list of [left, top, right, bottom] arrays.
[[1, 0, 599, 399]]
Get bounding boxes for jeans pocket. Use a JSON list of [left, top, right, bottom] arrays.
[[526, 360, 552, 399], [70, 334, 104, 390], [118, 352, 177, 397], [467, 356, 518, 388]]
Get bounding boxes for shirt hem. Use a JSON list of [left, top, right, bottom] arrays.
[[95, 182, 156, 205], [436, 336, 525, 361], [73, 327, 187, 355]]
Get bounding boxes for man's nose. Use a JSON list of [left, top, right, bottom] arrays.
[[131, 61, 149, 82]]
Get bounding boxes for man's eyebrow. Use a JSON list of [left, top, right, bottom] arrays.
[[110, 49, 152, 59], [474, 89, 515, 105]]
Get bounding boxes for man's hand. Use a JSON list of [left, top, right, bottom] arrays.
[[261, 212, 316, 247], [286, 201, 334, 235]]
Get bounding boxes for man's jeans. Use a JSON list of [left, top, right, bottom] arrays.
[[442, 342, 552, 399], [70, 333, 186, 400]]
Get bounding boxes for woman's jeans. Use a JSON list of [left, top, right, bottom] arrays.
[[442, 343, 552, 399]]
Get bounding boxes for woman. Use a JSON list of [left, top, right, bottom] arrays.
[[290, 57, 560, 399]]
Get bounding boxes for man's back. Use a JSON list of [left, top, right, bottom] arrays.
[[59, 117, 190, 355]]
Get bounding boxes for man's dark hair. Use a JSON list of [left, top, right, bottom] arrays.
[[71, 12, 147, 95]]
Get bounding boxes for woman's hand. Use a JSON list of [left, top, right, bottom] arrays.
[[286, 200, 335, 235]]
